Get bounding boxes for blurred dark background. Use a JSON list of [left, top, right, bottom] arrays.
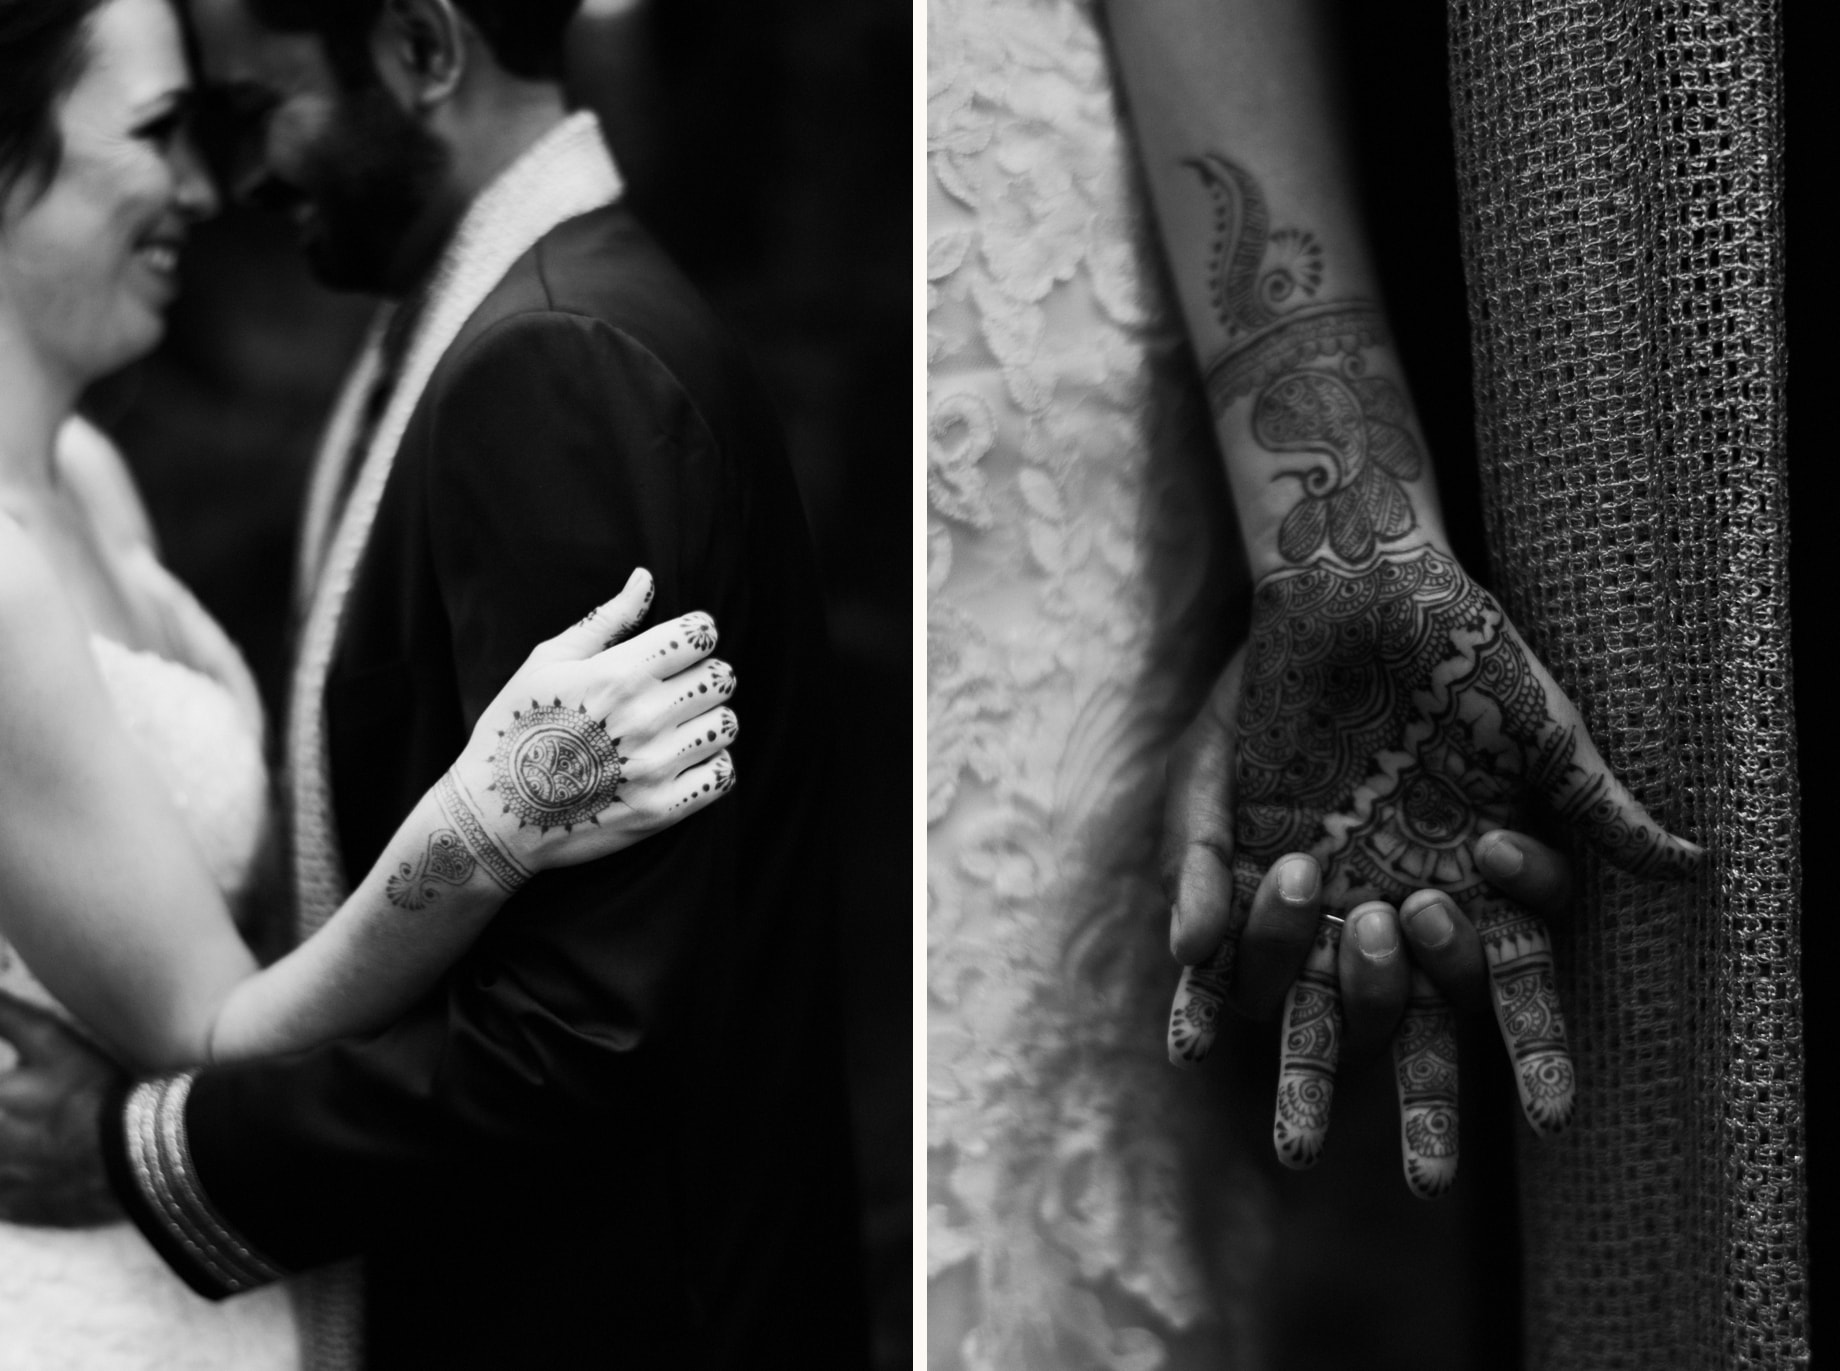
[[83, 1, 910, 1365]]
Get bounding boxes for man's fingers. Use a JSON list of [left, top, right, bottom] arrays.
[[542, 568, 656, 660], [1473, 829, 1572, 922], [1232, 854, 1322, 1020], [1393, 971, 1460, 1199], [1163, 653, 1244, 964], [1471, 893, 1575, 1136], [1166, 860, 1258, 1067], [1397, 891, 1488, 1013], [1336, 901, 1410, 1066], [1272, 917, 1342, 1169]]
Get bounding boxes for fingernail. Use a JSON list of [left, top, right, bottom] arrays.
[[1278, 857, 1318, 904], [1351, 907, 1398, 963], [1477, 832, 1524, 879], [1404, 898, 1456, 951]]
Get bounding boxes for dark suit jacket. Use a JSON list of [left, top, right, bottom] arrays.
[[106, 205, 867, 1368]]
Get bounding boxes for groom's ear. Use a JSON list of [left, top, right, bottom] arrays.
[[374, 0, 467, 110]]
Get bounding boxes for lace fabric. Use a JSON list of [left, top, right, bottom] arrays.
[[928, 1, 1267, 1365]]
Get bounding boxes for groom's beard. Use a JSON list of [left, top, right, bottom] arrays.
[[283, 86, 452, 296]]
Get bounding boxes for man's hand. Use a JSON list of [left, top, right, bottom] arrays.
[[0, 992, 125, 1227]]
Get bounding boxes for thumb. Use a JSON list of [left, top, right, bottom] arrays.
[[1502, 633, 1702, 880], [537, 568, 656, 663], [1544, 726, 1702, 880], [1163, 649, 1245, 963]]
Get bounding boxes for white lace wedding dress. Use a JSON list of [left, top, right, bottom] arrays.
[[0, 633, 299, 1370], [928, 1, 1271, 1366]]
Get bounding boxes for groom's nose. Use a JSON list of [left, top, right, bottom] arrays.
[[172, 134, 222, 223]]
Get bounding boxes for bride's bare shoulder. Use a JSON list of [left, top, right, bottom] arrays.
[[56, 416, 158, 557]]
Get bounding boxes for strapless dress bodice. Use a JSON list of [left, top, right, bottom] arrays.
[[0, 633, 298, 1371]]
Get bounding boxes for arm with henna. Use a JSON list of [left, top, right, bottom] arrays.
[[0, 534, 732, 1078], [1105, 0, 1701, 1193]]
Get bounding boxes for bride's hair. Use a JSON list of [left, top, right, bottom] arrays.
[[244, 0, 584, 84], [0, 0, 107, 204]]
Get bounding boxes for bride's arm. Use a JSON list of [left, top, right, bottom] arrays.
[[0, 535, 731, 1073]]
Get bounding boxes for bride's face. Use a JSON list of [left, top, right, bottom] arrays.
[[0, 0, 219, 387]]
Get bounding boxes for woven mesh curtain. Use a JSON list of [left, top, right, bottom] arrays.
[[1445, 1, 1805, 1365]]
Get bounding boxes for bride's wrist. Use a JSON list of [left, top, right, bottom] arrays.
[[432, 769, 533, 894], [1240, 521, 1456, 582]]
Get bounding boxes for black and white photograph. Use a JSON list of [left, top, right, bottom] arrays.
[[0, 0, 1821, 1366], [927, 0, 1809, 1367], [0, 0, 906, 1366]]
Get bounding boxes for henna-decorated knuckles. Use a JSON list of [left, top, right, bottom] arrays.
[[437, 568, 738, 890]]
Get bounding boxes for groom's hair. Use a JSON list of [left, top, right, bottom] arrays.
[[0, 0, 106, 203], [246, 0, 583, 84]]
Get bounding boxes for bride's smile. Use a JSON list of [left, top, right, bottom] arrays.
[[0, 0, 215, 395]]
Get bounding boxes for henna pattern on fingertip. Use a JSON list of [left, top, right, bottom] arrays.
[[1273, 919, 1343, 1168], [1477, 904, 1574, 1134], [1166, 859, 1262, 1066], [1394, 990, 1460, 1199]]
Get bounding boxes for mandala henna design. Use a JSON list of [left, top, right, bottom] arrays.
[[1273, 920, 1343, 1168], [1394, 987, 1460, 1198], [1232, 545, 1674, 927], [434, 772, 531, 894], [385, 829, 477, 910], [487, 700, 629, 834]]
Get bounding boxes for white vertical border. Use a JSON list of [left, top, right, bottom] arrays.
[[911, 0, 929, 1365]]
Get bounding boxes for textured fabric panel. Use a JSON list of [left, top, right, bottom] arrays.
[[1445, 2, 1805, 1365]]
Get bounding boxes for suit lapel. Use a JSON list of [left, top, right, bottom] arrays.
[[287, 113, 625, 941]]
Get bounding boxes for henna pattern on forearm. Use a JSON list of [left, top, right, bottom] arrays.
[[487, 699, 630, 834], [385, 829, 478, 910], [435, 771, 532, 894], [1188, 154, 1386, 415]]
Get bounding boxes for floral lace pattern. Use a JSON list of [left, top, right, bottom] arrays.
[[928, 1, 1269, 1366]]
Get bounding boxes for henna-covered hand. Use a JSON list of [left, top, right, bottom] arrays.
[[1163, 549, 1700, 1194], [438, 569, 738, 891]]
